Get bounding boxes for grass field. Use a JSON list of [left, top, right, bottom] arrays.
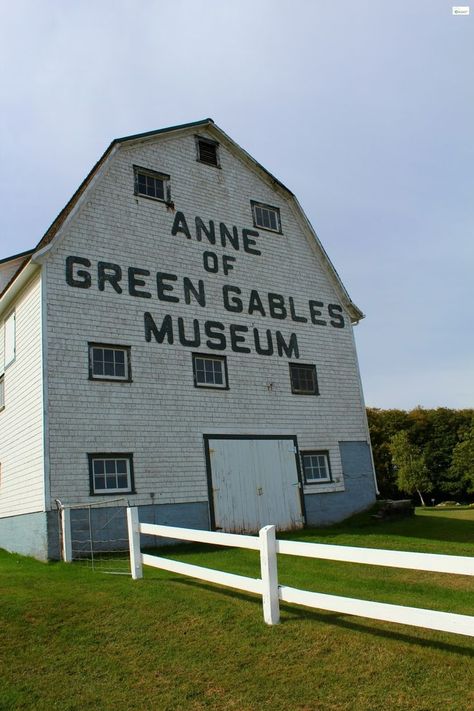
[[1, 508, 473, 711]]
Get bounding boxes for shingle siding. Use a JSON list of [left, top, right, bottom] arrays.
[[44, 129, 373, 509]]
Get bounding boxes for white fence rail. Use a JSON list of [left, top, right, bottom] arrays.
[[126, 507, 474, 636]]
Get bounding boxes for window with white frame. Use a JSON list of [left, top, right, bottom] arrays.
[[88, 454, 134, 495], [192, 354, 228, 389], [301, 451, 332, 484], [89, 344, 131, 381], [0, 375, 4, 411], [4, 311, 16, 369], [251, 201, 281, 233], [134, 165, 170, 202]]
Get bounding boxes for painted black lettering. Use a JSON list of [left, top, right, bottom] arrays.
[[98, 262, 122, 293], [195, 217, 216, 244], [203, 251, 219, 273], [128, 267, 151, 298], [178, 318, 201, 347], [222, 254, 236, 275], [268, 293, 287, 319], [183, 277, 206, 307], [276, 332, 299, 358], [253, 328, 274, 356], [65, 256, 91, 289], [222, 285, 243, 313], [144, 312, 174, 344], [242, 229, 261, 256], [171, 211, 191, 239], [219, 223, 240, 251], [157, 272, 179, 303], [289, 297, 307, 323], [328, 304, 345, 328], [248, 290, 266, 317], [230, 324, 250, 353], [309, 300, 327, 326], [205, 321, 227, 350]]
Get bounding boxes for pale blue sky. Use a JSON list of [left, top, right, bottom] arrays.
[[0, 0, 472, 408]]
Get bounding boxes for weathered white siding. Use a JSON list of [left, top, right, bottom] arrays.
[[43, 127, 372, 512], [0, 272, 45, 517]]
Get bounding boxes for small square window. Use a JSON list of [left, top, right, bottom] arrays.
[[251, 201, 282, 233], [192, 354, 228, 389], [0, 375, 4, 411], [89, 344, 131, 382], [195, 136, 220, 167], [134, 165, 170, 202], [302, 451, 332, 484], [89, 454, 134, 495], [289, 363, 319, 395]]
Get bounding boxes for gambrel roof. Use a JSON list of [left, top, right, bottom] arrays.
[[1, 119, 364, 321]]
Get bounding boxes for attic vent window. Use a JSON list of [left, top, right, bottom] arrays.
[[134, 165, 170, 202], [196, 137, 220, 167], [251, 201, 282, 233]]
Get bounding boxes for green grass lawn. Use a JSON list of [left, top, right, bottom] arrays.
[[1, 508, 473, 711]]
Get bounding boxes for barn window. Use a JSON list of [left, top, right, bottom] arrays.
[[88, 454, 135, 495], [193, 354, 228, 389], [196, 136, 220, 167], [89, 344, 131, 381], [301, 451, 332, 484], [134, 165, 170, 202], [251, 201, 281, 233], [289, 363, 319, 395], [0, 375, 4, 411], [4, 311, 16, 369]]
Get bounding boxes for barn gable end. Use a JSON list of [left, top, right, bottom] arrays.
[[0, 120, 377, 560]]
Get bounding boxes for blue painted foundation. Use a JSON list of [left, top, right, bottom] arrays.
[[304, 441, 377, 526], [1, 502, 210, 561], [0, 511, 50, 561]]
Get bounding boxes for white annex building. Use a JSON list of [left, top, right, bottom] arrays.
[[0, 119, 378, 560]]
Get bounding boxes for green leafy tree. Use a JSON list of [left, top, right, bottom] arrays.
[[389, 431, 431, 505], [448, 420, 474, 494], [367, 408, 410, 496]]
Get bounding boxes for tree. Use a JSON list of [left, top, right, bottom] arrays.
[[367, 408, 410, 497], [448, 420, 474, 495], [389, 431, 431, 505]]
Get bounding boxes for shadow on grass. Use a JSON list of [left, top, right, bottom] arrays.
[[168, 577, 474, 657]]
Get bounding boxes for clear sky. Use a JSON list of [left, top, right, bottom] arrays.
[[0, 0, 472, 409]]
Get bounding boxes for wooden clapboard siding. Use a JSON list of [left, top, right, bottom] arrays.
[[0, 272, 45, 517]]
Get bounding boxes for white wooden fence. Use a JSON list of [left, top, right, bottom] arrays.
[[126, 507, 474, 637]]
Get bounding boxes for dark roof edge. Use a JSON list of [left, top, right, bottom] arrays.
[[0, 248, 34, 265], [0, 256, 33, 300], [33, 142, 117, 255], [114, 118, 214, 145], [32, 119, 215, 258]]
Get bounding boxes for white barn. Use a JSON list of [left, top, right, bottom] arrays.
[[0, 119, 377, 560]]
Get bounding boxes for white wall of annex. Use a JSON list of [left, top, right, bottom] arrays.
[[0, 272, 45, 517], [44, 129, 370, 507]]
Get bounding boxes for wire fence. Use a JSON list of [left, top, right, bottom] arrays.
[[56, 498, 130, 574]]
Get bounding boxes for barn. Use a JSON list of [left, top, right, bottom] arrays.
[[0, 119, 378, 561]]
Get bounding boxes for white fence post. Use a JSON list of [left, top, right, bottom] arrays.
[[61, 506, 73, 563], [259, 525, 280, 625], [127, 507, 143, 580]]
